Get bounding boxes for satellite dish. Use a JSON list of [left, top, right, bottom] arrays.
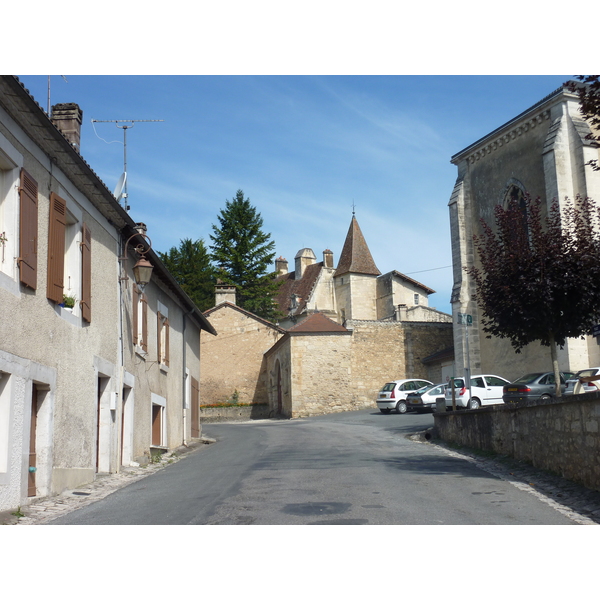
[[113, 172, 127, 201]]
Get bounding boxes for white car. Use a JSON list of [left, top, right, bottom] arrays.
[[445, 375, 510, 409], [406, 383, 447, 412], [376, 379, 433, 414], [564, 368, 600, 395]]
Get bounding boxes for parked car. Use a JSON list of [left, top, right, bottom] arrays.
[[376, 379, 433, 414], [407, 383, 447, 413], [502, 372, 572, 404], [564, 368, 600, 395], [445, 375, 510, 409]]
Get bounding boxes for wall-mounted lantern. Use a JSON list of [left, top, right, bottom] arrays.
[[120, 223, 153, 291]]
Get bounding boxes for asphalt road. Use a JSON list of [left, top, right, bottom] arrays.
[[49, 408, 580, 525]]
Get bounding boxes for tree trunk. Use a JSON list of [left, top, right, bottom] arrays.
[[549, 332, 562, 398]]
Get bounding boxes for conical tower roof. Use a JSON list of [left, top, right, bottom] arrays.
[[335, 216, 380, 277]]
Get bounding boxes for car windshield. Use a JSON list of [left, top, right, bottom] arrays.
[[414, 385, 435, 395], [449, 379, 465, 388], [381, 383, 396, 392], [576, 369, 598, 379]]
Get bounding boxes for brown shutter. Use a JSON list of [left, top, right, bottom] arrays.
[[141, 293, 148, 352], [46, 193, 66, 303], [18, 169, 38, 289], [132, 285, 139, 346], [81, 223, 92, 322]]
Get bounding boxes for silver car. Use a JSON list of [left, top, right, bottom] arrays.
[[565, 368, 600, 395], [376, 379, 433, 414]]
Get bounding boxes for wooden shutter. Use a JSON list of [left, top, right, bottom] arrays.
[[46, 193, 66, 303], [141, 293, 148, 352], [164, 317, 170, 367], [81, 223, 92, 322], [18, 169, 38, 289], [132, 285, 139, 346], [157, 312, 162, 362]]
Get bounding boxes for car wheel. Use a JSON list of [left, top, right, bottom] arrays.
[[468, 397, 481, 409], [396, 400, 407, 414], [380, 408, 391, 414], [540, 394, 551, 401]]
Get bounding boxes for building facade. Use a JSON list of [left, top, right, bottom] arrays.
[[0, 76, 215, 511], [448, 82, 600, 383]]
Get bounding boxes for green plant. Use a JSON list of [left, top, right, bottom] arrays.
[[231, 389, 240, 404], [11, 507, 25, 518], [62, 292, 77, 309], [151, 454, 162, 464]]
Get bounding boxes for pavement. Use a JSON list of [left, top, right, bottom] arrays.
[[2, 428, 600, 525], [0, 437, 215, 526]]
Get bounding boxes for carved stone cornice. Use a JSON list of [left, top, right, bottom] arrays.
[[467, 109, 551, 164]]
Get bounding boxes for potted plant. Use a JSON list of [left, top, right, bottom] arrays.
[[61, 292, 77, 311]]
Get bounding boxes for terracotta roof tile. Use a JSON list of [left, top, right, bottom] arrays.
[[288, 312, 349, 333], [275, 261, 323, 316]]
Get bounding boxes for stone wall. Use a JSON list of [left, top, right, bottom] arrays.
[[200, 304, 283, 405], [433, 392, 600, 492], [199, 404, 271, 422]]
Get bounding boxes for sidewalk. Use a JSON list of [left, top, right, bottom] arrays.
[[0, 437, 215, 526]]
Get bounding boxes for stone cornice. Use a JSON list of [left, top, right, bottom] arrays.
[[465, 109, 551, 165]]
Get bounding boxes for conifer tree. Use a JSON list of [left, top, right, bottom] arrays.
[[159, 238, 216, 312], [209, 189, 282, 320]]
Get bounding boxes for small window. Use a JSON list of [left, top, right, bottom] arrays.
[[157, 311, 170, 368], [133, 285, 148, 353], [414, 294, 419, 305]]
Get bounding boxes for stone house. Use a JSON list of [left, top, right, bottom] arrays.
[[201, 213, 453, 418], [0, 76, 216, 512], [200, 284, 285, 406], [448, 82, 600, 383]]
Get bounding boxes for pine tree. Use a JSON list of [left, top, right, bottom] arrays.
[[209, 190, 282, 320], [159, 238, 216, 312]]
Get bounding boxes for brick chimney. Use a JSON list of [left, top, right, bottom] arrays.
[[275, 256, 288, 275], [51, 103, 83, 152], [323, 249, 334, 268]]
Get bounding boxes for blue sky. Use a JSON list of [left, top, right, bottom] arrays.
[[15, 74, 573, 314]]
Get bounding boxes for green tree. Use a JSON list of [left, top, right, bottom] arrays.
[[159, 238, 216, 312], [468, 195, 600, 397], [209, 189, 282, 320]]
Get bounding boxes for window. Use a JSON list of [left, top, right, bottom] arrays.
[[472, 377, 485, 388], [46, 192, 91, 322], [132, 285, 148, 353], [414, 293, 419, 305], [157, 311, 170, 368], [18, 169, 38, 289], [0, 135, 24, 287]]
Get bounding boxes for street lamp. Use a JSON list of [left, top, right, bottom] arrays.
[[120, 223, 153, 291]]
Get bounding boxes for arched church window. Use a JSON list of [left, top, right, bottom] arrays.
[[503, 183, 529, 241]]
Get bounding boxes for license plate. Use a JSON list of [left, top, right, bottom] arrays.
[[508, 387, 517, 392], [410, 399, 418, 404], [379, 393, 386, 398]]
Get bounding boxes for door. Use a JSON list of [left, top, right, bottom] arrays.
[[484, 376, 509, 404], [152, 404, 162, 446], [28, 385, 38, 497], [276, 362, 282, 414]]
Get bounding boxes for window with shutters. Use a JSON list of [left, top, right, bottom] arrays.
[[132, 284, 148, 355], [46, 192, 92, 322], [157, 302, 170, 370], [0, 134, 27, 292]]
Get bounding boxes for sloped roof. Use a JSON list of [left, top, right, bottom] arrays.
[[335, 216, 380, 277], [389, 270, 436, 295], [204, 301, 286, 333], [274, 261, 323, 316], [288, 312, 349, 333]]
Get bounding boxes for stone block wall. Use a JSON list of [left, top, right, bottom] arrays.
[[347, 321, 406, 407], [200, 305, 283, 405], [433, 392, 600, 492], [402, 322, 454, 382]]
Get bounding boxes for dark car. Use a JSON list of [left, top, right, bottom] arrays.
[[502, 372, 572, 404]]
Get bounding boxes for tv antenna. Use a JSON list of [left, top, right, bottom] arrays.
[[91, 119, 164, 211]]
